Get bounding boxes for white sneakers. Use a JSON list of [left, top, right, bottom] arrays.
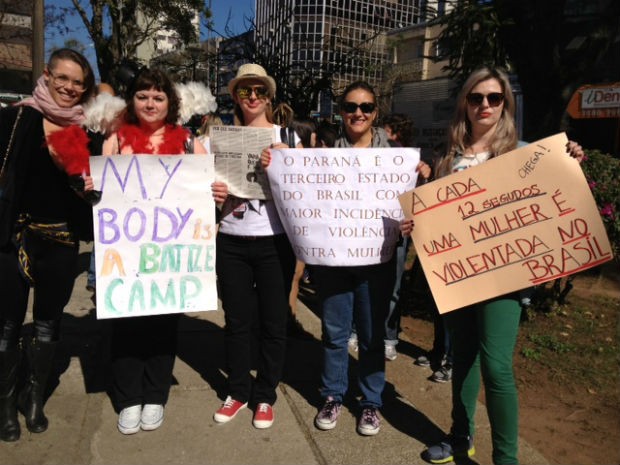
[[118, 404, 165, 435], [347, 333, 359, 352], [118, 405, 141, 435], [140, 404, 165, 431], [385, 344, 398, 361]]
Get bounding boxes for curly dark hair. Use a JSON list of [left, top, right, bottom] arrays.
[[124, 68, 180, 126]]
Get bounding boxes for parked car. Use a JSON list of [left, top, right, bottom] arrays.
[[0, 92, 29, 108]]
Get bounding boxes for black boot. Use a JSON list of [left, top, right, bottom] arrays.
[[0, 347, 21, 442], [18, 338, 57, 433]]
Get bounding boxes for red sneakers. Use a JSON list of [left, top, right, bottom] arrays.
[[213, 396, 247, 423], [252, 403, 274, 429]]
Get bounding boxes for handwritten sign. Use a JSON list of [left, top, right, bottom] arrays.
[[399, 133, 613, 313], [90, 155, 218, 319], [267, 147, 420, 266]]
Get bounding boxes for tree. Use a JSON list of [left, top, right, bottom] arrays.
[[47, 0, 210, 86], [433, 0, 620, 140], [210, 9, 385, 118]]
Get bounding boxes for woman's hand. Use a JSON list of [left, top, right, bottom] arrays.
[[566, 140, 585, 163], [211, 181, 228, 204], [83, 175, 94, 191], [260, 142, 288, 169], [400, 218, 414, 237], [416, 161, 432, 181]]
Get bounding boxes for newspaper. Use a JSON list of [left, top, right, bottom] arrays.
[[210, 125, 274, 199]]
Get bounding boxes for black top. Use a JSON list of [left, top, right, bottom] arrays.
[[0, 106, 94, 244]]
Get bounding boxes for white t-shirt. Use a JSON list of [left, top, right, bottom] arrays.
[[218, 124, 298, 236], [451, 151, 491, 173]]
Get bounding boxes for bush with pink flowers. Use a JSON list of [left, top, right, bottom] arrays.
[[580, 149, 620, 262]]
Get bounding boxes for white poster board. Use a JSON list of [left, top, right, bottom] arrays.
[[90, 155, 218, 319], [399, 133, 614, 313], [267, 147, 420, 266]]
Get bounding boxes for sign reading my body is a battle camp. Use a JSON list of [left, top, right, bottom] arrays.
[[267, 147, 420, 266], [90, 155, 218, 319], [399, 133, 614, 314]]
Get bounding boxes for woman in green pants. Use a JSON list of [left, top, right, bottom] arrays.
[[401, 67, 584, 464]]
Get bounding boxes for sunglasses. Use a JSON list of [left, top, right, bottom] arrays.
[[236, 85, 270, 100], [466, 92, 504, 107], [342, 102, 376, 114]]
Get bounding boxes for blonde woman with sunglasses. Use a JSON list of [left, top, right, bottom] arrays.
[[400, 67, 584, 465], [211, 64, 300, 430]]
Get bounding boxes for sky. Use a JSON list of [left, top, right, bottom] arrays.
[[45, 0, 255, 73]]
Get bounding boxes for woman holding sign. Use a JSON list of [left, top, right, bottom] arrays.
[[284, 81, 430, 436], [212, 64, 299, 429], [401, 67, 583, 465], [0, 48, 96, 442], [100, 68, 207, 435]]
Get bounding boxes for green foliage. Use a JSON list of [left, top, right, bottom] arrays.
[[580, 150, 620, 261], [433, 0, 512, 86], [527, 334, 573, 354], [432, 1, 620, 140], [49, 0, 209, 85], [520, 346, 541, 361]]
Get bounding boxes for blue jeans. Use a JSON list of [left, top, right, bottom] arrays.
[[87, 250, 96, 289], [313, 259, 395, 408], [385, 238, 408, 343]]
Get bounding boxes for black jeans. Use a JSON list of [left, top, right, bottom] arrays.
[[0, 231, 78, 345], [216, 233, 295, 405], [110, 313, 180, 411]]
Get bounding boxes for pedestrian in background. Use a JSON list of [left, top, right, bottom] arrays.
[[382, 114, 431, 362], [286, 117, 318, 337]]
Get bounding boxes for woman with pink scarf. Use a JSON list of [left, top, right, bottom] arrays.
[[0, 48, 96, 442]]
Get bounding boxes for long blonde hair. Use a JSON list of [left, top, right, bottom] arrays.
[[436, 67, 518, 177]]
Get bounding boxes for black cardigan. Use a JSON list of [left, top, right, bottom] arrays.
[[0, 106, 94, 246]]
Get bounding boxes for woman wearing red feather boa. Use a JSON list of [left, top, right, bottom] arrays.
[[99, 68, 210, 435], [0, 48, 97, 442]]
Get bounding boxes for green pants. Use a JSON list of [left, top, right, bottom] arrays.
[[445, 297, 521, 465]]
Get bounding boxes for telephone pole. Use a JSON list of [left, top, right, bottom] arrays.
[[32, 0, 44, 83]]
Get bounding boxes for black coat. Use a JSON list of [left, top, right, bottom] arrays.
[[0, 105, 95, 246]]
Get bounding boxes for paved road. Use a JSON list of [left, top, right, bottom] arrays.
[[1, 243, 549, 465]]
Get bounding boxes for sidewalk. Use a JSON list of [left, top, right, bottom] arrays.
[[1, 244, 549, 465]]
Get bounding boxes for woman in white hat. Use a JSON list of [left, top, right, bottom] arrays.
[[212, 63, 300, 429]]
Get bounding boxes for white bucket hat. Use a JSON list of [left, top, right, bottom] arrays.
[[227, 63, 276, 98]]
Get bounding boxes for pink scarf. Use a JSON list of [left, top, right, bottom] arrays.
[[17, 76, 85, 127]]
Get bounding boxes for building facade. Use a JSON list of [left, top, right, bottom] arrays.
[[255, 0, 426, 115], [0, 1, 34, 98]]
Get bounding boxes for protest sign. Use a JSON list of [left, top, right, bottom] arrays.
[[209, 125, 274, 199], [90, 155, 218, 319], [399, 133, 613, 313], [267, 147, 420, 266]]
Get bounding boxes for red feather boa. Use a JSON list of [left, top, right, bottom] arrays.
[[117, 124, 190, 155], [46, 125, 91, 176]]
